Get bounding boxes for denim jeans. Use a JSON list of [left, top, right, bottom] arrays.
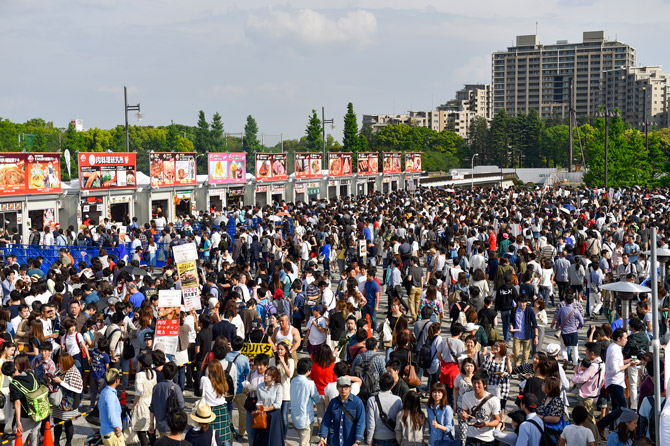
[[597, 384, 627, 429], [281, 401, 290, 440], [500, 310, 512, 342], [362, 305, 378, 331]]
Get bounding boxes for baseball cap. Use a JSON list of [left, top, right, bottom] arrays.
[[336, 376, 352, 387], [518, 393, 538, 409]]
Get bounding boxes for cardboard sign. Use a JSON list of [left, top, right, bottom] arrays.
[[172, 243, 198, 263], [182, 286, 202, 311], [241, 342, 273, 359], [153, 336, 178, 355], [158, 289, 182, 308]]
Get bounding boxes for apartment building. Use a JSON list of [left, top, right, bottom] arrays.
[[602, 66, 670, 130], [492, 31, 636, 118]]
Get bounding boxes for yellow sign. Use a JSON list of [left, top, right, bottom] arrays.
[[241, 342, 273, 359], [177, 260, 198, 289]]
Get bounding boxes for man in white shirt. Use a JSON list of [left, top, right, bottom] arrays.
[[459, 372, 501, 444]]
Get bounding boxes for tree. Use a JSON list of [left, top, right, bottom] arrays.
[[468, 117, 489, 164], [488, 110, 510, 167], [194, 111, 210, 154], [541, 125, 568, 167], [358, 134, 369, 152], [243, 115, 261, 172], [210, 112, 225, 152], [343, 103, 359, 153], [305, 110, 322, 152]]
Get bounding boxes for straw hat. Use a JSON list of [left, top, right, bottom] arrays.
[[190, 403, 217, 423]]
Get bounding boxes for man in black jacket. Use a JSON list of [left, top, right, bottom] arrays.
[[495, 272, 518, 343]]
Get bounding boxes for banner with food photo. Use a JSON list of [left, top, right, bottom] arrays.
[[295, 153, 322, 180], [405, 152, 422, 173], [357, 152, 379, 175], [78, 152, 137, 190], [208, 153, 246, 184], [255, 153, 287, 182], [383, 152, 402, 174], [328, 152, 353, 177], [150, 152, 197, 187], [0, 153, 61, 196], [172, 243, 201, 311]]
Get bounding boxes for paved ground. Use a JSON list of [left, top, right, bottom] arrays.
[[65, 264, 599, 446]]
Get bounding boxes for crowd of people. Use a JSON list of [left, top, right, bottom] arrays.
[[0, 184, 668, 446]]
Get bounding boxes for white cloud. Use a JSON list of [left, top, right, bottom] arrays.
[[212, 85, 246, 95], [245, 8, 377, 46], [454, 55, 491, 85]]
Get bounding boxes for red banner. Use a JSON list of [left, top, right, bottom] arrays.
[[405, 152, 422, 173], [383, 152, 402, 174], [155, 319, 180, 336], [328, 152, 352, 177], [357, 152, 379, 175], [256, 153, 287, 182], [295, 153, 322, 180], [150, 152, 197, 187], [0, 153, 61, 196], [79, 152, 137, 190]]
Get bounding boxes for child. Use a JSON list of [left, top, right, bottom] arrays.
[[427, 383, 455, 446], [559, 405, 595, 446], [89, 337, 111, 408]]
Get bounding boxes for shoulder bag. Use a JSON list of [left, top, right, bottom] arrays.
[[403, 350, 421, 387]]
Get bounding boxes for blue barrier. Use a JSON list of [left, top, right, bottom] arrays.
[[3, 243, 172, 273]]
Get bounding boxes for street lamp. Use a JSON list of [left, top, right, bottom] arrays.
[[321, 107, 334, 167], [124, 86, 142, 152], [471, 153, 479, 190], [594, 109, 620, 189], [600, 281, 650, 332]]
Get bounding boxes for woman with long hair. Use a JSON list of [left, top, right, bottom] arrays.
[[27, 320, 45, 362], [395, 391, 425, 445], [453, 357, 477, 443], [605, 409, 638, 446], [419, 285, 443, 323], [309, 344, 337, 418], [254, 366, 284, 446], [427, 383, 455, 446], [469, 268, 490, 298], [536, 376, 566, 446], [268, 342, 294, 440], [380, 298, 404, 361], [129, 353, 156, 446], [482, 340, 512, 411], [539, 258, 555, 305], [51, 353, 84, 446], [201, 359, 233, 446], [0, 342, 15, 433]]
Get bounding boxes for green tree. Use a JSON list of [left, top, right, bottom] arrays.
[[194, 111, 210, 154], [468, 116, 489, 164], [210, 112, 224, 152], [343, 103, 359, 153], [243, 115, 261, 172], [488, 110, 510, 167], [358, 134, 369, 152], [305, 110, 322, 152]]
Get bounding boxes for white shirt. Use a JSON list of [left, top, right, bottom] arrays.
[[560, 424, 595, 445], [605, 342, 625, 387], [322, 288, 336, 311], [306, 316, 327, 345], [201, 375, 229, 406]]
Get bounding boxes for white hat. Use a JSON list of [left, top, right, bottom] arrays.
[[464, 323, 480, 332], [546, 343, 561, 357], [208, 297, 219, 308]]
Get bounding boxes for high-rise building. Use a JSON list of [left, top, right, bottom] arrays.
[[602, 66, 670, 130], [492, 31, 636, 118]]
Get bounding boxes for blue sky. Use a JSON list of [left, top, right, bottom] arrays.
[[1, 0, 667, 143]]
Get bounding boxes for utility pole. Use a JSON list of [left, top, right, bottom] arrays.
[[568, 77, 573, 172], [321, 107, 334, 164]]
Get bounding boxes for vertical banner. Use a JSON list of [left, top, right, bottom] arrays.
[[208, 153, 247, 184], [256, 153, 287, 182], [383, 152, 402, 173], [328, 152, 353, 177], [172, 243, 202, 311], [294, 153, 322, 179], [357, 152, 379, 175], [154, 289, 181, 355]]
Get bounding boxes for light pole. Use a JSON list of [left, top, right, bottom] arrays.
[[594, 109, 619, 189], [321, 107, 334, 165], [471, 153, 479, 190], [124, 86, 142, 152]]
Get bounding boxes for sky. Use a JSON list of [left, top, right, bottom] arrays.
[[2, 0, 669, 144]]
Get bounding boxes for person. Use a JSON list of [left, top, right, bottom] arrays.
[[454, 357, 477, 443], [130, 353, 157, 446], [366, 372, 402, 446], [318, 376, 366, 446], [89, 337, 111, 408], [186, 403, 223, 446], [494, 272, 517, 342], [4, 355, 42, 446], [149, 362, 186, 437], [560, 406, 596, 446], [395, 391, 425, 446], [268, 341, 294, 439], [290, 358, 321, 446], [482, 340, 512, 412], [385, 359, 409, 401], [605, 409, 638, 446], [155, 410, 192, 446], [533, 298, 548, 354], [622, 318, 647, 409], [225, 336, 250, 440], [554, 295, 584, 366], [437, 322, 465, 407], [99, 368, 124, 446], [50, 353, 84, 446], [243, 354, 268, 445], [459, 371, 501, 446], [571, 342, 605, 443], [537, 376, 566, 446], [515, 393, 543, 446], [199, 360, 232, 446], [509, 295, 538, 367], [253, 365, 283, 446], [305, 305, 328, 356], [427, 382, 455, 446], [0, 342, 15, 433]]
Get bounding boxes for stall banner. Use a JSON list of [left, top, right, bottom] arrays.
[[328, 152, 353, 177], [208, 153, 246, 184], [150, 152, 197, 187], [256, 153, 287, 182], [241, 342, 273, 359], [383, 152, 402, 174], [357, 152, 379, 176], [79, 152, 137, 190], [0, 153, 61, 196], [295, 153, 322, 179], [405, 152, 422, 173]]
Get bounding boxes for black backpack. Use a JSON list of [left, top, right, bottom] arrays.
[[166, 383, 180, 415], [525, 419, 552, 446], [417, 323, 434, 370], [353, 354, 380, 403], [225, 355, 240, 404]]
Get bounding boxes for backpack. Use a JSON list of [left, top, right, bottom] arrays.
[[353, 354, 381, 403], [166, 383, 180, 415], [525, 419, 553, 446], [219, 234, 231, 252], [417, 323, 434, 370], [106, 328, 123, 357], [454, 303, 470, 326], [11, 372, 51, 422], [224, 356, 239, 404]]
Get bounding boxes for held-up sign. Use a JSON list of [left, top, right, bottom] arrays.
[[241, 342, 273, 359], [182, 286, 201, 311]]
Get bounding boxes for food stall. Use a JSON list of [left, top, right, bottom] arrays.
[[207, 153, 247, 211], [404, 152, 422, 192], [294, 153, 322, 203], [147, 152, 198, 221], [328, 152, 352, 198], [255, 153, 287, 205], [383, 152, 402, 192], [357, 152, 379, 195]]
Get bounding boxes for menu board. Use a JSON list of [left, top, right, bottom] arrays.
[[405, 152, 422, 173], [295, 153, 322, 180], [256, 153, 287, 182], [383, 152, 402, 174], [208, 153, 246, 184], [79, 152, 137, 190], [357, 152, 379, 175], [0, 153, 61, 196], [328, 152, 353, 177], [150, 152, 197, 187]]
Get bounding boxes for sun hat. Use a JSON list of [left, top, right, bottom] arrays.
[[190, 403, 217, 424], [545, 343, 561, 357]]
